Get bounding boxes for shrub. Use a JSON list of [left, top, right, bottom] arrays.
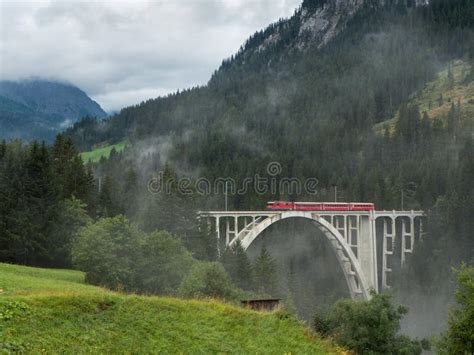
[[138, 230, 194, 294], [72, 216, 145, 291], [178, 262, 238, 300], [437, 264, 474, 354], [313, 292, 423, 355], [73, 217, 200, 295]]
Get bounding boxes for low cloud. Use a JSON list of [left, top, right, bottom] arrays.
[[0, 0, 300, 111]]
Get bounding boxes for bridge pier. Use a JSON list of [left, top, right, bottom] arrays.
[[215, 217, 220, 257], [381, 217, 395, 290], [401, 216, 415, 266], [358, 213, 378, 293]]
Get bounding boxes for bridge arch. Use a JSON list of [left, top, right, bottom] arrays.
[[200, 209, 424, 297], [231, 211, 371, 300]]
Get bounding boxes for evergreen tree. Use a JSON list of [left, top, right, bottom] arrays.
[[253, 246, 277, 296], [23, 141, 59, 265], [438, 93, 444, 107], [189, 219, 218, 262], [98, 175, 123, 217], [221, 240, 254, 290], [122, 167, 139, 220], [0, 140, 5, 159], [51, 134, 92, 202], [447, 66, 455, 89], [0, 141, 29, 264], [49, 197, 91, 268], [139, 163, 197, 243], [420, 111, 431, 142], [447, 102, 456, 135]]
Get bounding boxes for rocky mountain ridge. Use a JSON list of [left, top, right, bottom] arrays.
[[251, 0, 430, 55]]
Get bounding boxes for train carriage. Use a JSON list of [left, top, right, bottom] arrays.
[[266, 201, 374, 211]]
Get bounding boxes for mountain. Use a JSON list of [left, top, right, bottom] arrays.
[[0, 80, 107, 142], [66, 0, 473, 176], [64, 0, 474, 209], [64, 0, 474, 264]]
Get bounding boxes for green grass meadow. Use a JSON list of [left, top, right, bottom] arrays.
[[0, 263, 340, 353], [80, 140, 128, 163], [373, 60, 474, 135]]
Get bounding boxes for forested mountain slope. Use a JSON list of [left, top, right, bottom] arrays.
[[0, 80, 106, 142], [67, 0, 473, 207]]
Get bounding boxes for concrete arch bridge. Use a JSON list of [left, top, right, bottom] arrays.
[[198, 209, 425, 300]]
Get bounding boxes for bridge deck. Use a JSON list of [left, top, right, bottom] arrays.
[[199, 210, 424, 217]]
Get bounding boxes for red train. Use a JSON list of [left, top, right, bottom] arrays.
[[266, 201, 375, 211]]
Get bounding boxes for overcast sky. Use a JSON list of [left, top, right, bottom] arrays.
[[0, 0, 300, 112]]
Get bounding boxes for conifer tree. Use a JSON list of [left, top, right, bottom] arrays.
[[421, 111, 431, 141], [98, 175, 123, 217], [186, 218, 218, 262], [254, 245, 277, 296], [24, 141, 58, 265], [222, 240, 254, 290], [122, 167, 139, 220], [52, 134, 92, 202], [447, 102, 456, 135], [447, 66, 455, 89], [0, 141, 28, 263]]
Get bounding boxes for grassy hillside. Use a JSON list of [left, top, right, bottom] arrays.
[[374, 59, 474, 135], [0, 263, 340, 353], [80, 140, 128, 163]]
